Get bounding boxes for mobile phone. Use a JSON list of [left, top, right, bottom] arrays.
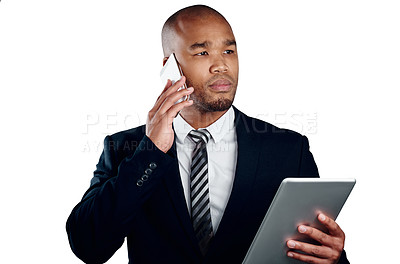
[[160, 53, 189, 104]]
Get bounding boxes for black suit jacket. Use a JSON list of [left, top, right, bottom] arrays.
[[67, 106, 349, 263]]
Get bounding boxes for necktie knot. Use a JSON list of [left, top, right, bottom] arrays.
[[188, 129, 211, 145]]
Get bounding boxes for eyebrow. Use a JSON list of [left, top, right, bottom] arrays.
[[225, 39, 236, 47], [189, 41, 210, 50], [189, 39, 236, 50]]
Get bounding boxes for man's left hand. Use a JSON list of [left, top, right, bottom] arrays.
[[286, 213, 345, 264]]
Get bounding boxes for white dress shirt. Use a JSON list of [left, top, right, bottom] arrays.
[[173, 106, 237, 233]]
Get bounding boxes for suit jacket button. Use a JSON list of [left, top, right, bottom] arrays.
[[137, 179, 143, 186], [141, 175, 149, 181], [149, 162, 157, 169], [145, 168, 153, 175]]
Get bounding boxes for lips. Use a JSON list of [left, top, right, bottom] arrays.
[[209, 79, 232, 92]]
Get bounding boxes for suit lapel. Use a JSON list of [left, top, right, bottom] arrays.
[[162, 131, 202, 256], [161, 108, 262, 258], [205, 106, 262, 257]]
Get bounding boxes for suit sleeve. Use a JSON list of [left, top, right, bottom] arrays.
[[298, 136, 319, 178], [66, 135, 174, 263], [299, 136, 351, 264]]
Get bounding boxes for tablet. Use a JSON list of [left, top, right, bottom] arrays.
[[242, 178, 356, 264]]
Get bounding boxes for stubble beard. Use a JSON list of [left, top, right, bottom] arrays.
[[186, 76, 237, 114]]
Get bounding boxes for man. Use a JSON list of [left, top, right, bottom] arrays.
[[67, 5, 350, 264]]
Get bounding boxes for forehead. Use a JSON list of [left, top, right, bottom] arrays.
[[174, 15, 235, 48]]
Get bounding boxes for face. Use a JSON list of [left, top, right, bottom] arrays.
[[170, 15, 239, 113]]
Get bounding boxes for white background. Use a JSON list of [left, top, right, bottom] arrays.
[[1, 0, 399, 263]]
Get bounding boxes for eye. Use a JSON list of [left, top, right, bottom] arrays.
[[195, 51, 208, 56], [224, 50, 235, 54]]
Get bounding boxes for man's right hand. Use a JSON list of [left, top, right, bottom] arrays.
[[146, 76, 194, 153]]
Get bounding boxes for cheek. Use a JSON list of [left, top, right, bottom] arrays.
[[229, 59, 239, 77], [181, 59, 209, 76], [184, 67, 208, 88]]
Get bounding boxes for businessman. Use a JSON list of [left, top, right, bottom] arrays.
[[67, 5, 350, 264]]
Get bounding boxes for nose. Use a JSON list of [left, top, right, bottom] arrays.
[[210, 56, 228, 73]]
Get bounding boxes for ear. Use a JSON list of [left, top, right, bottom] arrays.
[[163, 57, 169, 66]]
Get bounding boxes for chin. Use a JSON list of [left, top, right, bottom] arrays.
[[197, 98, 233, 113]]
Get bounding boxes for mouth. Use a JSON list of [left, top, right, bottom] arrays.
[[208, 79, 233, 92]]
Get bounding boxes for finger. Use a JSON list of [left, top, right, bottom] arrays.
[[149, 78, 185, 120], [287, 240, 332, 259], [157, 86, 194, 116], [150, 87, 193, 124], [297, 225, 334, 246], [318, 213, 345, 238], [166, 99, 194, 120], [148, 100, 193, 135], [153, 76, 187, 110], [287, 250, 330, 264]]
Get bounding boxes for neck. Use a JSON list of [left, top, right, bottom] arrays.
[[179, 106, 229, 130]]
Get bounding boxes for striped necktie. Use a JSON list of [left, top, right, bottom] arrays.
[[188, 129, 213, 255]]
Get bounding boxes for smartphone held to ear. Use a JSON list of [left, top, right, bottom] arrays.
[[160, 53, 189, 104]]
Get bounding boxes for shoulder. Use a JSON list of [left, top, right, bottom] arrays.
[[103, 125, 146, 154], [233, 106, 305, 145]]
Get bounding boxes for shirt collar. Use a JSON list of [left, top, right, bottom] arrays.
[[173, 106, 235, 144]]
